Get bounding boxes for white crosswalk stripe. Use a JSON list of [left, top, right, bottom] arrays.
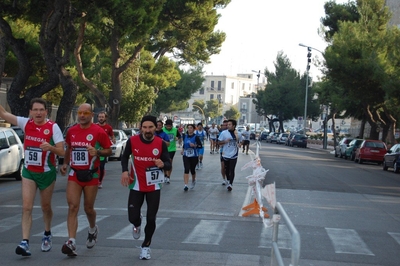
[[326, 228, 374, 256], [259, 224, 291, 249], [182, 220, 230, 245], [108, 217, 169, 240], [33, 214, 110, 237], [0, 214, 41, 233], [388, 232, 400, 245]]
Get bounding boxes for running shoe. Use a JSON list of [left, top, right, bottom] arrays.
[[132, 225, 141, 240], [222, 179, 227, 185], [227, 184, 232, 191], [195, 164, 199, 170], [86, 225, 98, 249], [165, 177, 170, 184], [184, 185, 188, 191], [98, 182, 103, 189], [41, 234, 52, 252], [62, 240, 77, 256], [199, 162, 203, 169], [190, 180, 196, 189], [15, 240, 31, 256], [140, 247, 151, 260]]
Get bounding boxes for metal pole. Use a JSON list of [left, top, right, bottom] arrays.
[[303, 69, 309, 131]]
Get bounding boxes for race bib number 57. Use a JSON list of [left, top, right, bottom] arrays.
[[145, 166, 165, 185]]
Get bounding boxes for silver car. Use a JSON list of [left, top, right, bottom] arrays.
[[110, 129, 128, 160], [0, 127, 24, 180]]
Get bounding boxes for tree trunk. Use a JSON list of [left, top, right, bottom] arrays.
[[57, 67, 78, 131]]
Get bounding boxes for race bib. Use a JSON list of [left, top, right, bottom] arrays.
[[184, 148, 195, 157], [71, 147, 89, 166], [145, 166, 165, 185], [25, 147, 43, 166]]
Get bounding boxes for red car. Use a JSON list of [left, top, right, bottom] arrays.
[[354, 140, 387, 164]]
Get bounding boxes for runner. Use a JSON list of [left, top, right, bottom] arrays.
[[120, 115, 171, 260], [155, 120, 170, 147], [181, 124, 202, 191], [60, 103, 112, 256], [0, 98, 64, 256], [219, 120, 228, 185], [194, 123, 206, 170], [241, 126, 251, 155], [96, 111, 115, 188], [162, 119, 181, 183], [218, 119, 240, 191], [208, 123, 219, 154]]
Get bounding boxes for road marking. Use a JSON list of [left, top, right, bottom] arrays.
[[107, 217, 169, 240], [326, 228, 374, 256], [0, 214, 41, 233], [182, 220, 230, 245], [388, 232, 400, 245], [34, 214, 109, 237], [259, 224, 291, 249]]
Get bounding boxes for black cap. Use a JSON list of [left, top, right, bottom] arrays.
[[140, 115, 157, 127], [165, 119, 173, 125]]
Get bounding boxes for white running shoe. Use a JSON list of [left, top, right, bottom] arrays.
[[140, 247, 151, 260], [165, 177, 170, 184], [41, 234, 52, 252], [86, 225, 98, 248], [132, 226, 141, 240], [190, 180, 196, 189], [195, 164, 199, 170]]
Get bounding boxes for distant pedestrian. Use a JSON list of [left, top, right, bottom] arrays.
[[219, 120, 228, 185], [241, 126, 251, 155]]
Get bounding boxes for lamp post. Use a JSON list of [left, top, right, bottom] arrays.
[[192, 104, 205, 124], [298, 43, 324, 133]]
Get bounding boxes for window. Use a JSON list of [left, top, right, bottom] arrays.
[[242, 103, 247, 109], [5, 130, 17, 145], [231, 82, 234, 89], [0, 132, 7, 148], [199, 88, 204, 95], [210, 94, 214, 100], [217, 81, 222, 90], [211, 80, 214, 88], [217, 94, 221, 100]]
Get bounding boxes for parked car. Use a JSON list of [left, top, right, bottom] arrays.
[[250, 130, 256, 140], [383, 143, 400, 173], [276, 133, 289, 144], [123, 128, 137, 137], [260, 131, 269, 141], [267, 132, 280, 143], [344, 139, 363, 160], [11, 126, 24, 143], [289, 134, 308, 148], [354, 140, 387, 164], [110, 129, 128, 160], [0, 127, 24, 180], [285, 132, 297, 146], [334, 137, 353, 158]]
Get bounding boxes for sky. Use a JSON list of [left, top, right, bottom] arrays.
[[203, 0, 348, 81]]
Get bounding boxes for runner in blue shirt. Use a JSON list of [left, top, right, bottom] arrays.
[[194, 123, 206, 170]]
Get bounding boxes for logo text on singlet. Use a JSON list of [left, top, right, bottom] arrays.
[[25, 135, 46, 143], [71, 141, 91, 146], [135, 157, 156, 161]]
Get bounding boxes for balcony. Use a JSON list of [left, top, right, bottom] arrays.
[[206, 87, 224, 92], [240, 108, 248, 112]]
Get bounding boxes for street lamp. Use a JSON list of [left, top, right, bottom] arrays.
[[298, 43, 324, 133], [192, 104, 206, 124]]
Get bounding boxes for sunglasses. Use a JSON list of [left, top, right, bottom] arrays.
[[77, 111, 92, 116]]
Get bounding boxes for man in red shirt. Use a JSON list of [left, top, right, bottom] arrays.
[[0, 98, 64, 256], [96, 111, 115, 188], [120, 115, 171, 260], [60, 103, 112, 256]]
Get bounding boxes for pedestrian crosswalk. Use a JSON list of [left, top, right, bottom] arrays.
[[1, 212, 399, 257]]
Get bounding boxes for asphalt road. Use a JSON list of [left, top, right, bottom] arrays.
[[0, 140, 399, 266]]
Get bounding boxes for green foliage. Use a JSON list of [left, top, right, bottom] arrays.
[[154, 66, 205, 115], [204, 99, 221, 119], [224, 106, 240, 120], [254, 52, 319, 122]]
